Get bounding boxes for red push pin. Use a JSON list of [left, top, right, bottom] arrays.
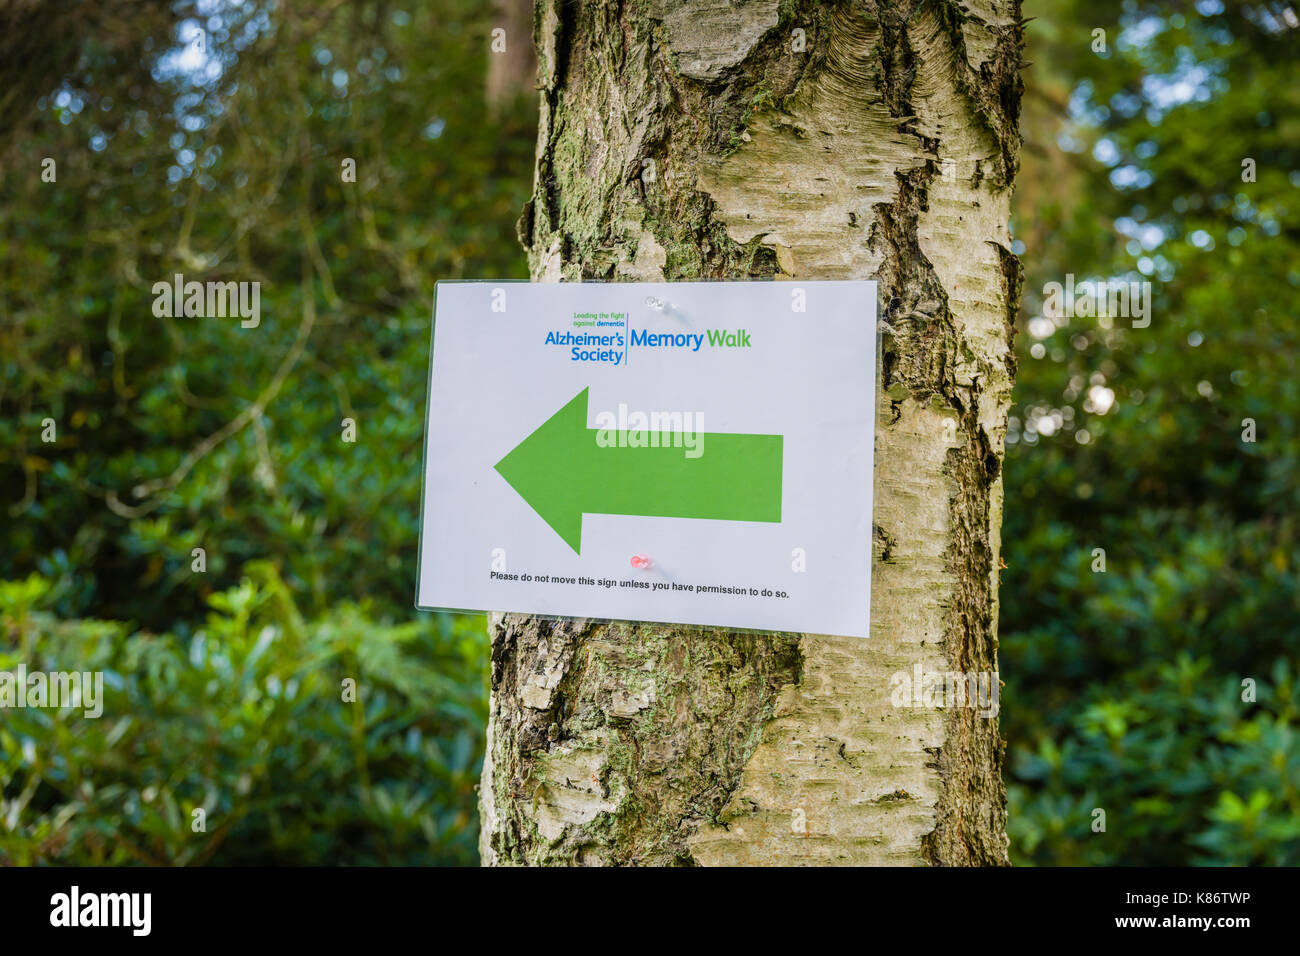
[[630, 554, 653, 570]]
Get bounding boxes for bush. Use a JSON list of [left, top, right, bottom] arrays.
[[0, 565, 488, 866]]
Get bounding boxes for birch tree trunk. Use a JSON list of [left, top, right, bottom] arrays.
[[480, 0, 1023, 866]]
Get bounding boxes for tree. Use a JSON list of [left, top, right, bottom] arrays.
[[480, 0, 1024, 866]]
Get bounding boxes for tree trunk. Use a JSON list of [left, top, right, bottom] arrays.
[[486, 0, 540, 110], [480, 0, 1022, 866]]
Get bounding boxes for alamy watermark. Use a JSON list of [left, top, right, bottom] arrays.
[[50, 886, 151, 936], [0, 665, 103, 718], [1043, 273, 1150, 328], [151, 273, 260, 328], [593, 404, 705, 458], [890, 664, 1000, 717]]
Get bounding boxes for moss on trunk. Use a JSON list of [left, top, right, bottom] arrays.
[[483, 0, 1023, 866]]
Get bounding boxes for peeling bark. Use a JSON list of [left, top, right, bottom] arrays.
[[483, 0, 1023, 866]]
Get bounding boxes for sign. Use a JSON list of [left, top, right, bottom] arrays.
[[417, 280, 877, 638]]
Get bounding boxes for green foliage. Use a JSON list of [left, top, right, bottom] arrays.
[[1003, 0, 1300, 865], [0, 566, 487, 865], [0, 0, 528, 864], [0, 0, 534, 629]]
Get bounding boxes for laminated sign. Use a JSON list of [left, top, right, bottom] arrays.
[[417, 280, 877, 638]]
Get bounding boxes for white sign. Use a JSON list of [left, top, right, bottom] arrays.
[[417, 280, 877, 638]]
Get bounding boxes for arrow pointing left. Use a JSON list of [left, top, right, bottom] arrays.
[[493, 387, 783, 553]]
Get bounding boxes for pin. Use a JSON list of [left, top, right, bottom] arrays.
[[645, 295, 686, 322], [630, 554, 653, 570]]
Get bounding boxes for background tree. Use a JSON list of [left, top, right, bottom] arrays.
[[480, 0, 1023, 866]]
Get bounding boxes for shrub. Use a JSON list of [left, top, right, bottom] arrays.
[[0, 564, 488, 866]]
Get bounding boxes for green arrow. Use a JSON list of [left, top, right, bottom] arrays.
[[494, 387, 782, 554]]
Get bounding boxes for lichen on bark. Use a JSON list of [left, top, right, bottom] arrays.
[[482, 614, 803, 865], [483, 0, 1023, 866]]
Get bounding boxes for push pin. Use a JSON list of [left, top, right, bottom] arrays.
[[630, 554, 653, 570], [646, 295, 686, 322]]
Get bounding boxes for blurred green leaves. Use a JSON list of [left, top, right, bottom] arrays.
[[0, 0, 535, 629], [0, 1, 531, 864], [1004, 0, 1300, 865], [0, 564, 487, 866]]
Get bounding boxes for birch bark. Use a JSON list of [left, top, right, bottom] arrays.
[[481, 0, 1023, 866]]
